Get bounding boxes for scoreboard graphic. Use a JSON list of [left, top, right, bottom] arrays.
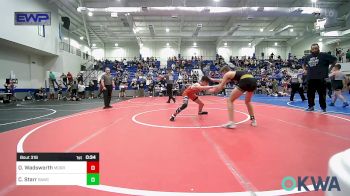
[[16, 153, 99, 185]]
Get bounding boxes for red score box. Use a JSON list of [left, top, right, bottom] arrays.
[[87, 161, 99, 173]]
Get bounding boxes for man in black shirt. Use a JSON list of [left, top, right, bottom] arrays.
[[304, 43, 337, 112]]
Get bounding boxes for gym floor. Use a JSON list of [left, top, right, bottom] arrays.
[[0, 95, 349, 196]]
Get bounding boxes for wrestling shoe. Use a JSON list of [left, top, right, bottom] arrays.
[[305, 107, 314, 112], [343, 102, 349, 108], [198, 111, 208, 115], [222, 122, 236, 129], [251, 119, 257, 127], [170, 115, 175, 121]]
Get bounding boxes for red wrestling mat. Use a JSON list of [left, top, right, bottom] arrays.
[[0, 96, 349, 196]]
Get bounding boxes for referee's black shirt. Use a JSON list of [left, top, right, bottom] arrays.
[[304, 52, 336, 80]]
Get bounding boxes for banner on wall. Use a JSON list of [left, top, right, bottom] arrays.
[[14, 12, 51, 25]]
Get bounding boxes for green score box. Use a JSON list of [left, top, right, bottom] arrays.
[[87, 174, 100, 185]]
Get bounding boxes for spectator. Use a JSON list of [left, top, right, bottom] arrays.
[[119, 81, 127, 98], [49, 71, 58, 88], [67, 72, 73, 85], [60, 73, 68, 87], [290, 69, 306, 102], [78, 81, 85, 99], [77, 73, 83, 83], [138, 78, 145, 97], [346, 49, 350, 63], [71, 81, 78, 98], [131, 79, 138, 98], [88, 81, 95, 99], [57, 84, 63, 100], [34, 87, 47, 101], [148, 80, 154, 97], [48, 79, 55, 100]]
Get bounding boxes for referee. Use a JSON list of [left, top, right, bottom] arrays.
[[165, 70, 176, 103], [100, 67, 115, 109], [304, 43, 336, 112]]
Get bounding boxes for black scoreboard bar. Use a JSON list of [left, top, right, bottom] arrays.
[[17, 153, 99, 161]]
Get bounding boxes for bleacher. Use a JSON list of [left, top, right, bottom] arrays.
[[167, 60, 214, 80], [100, 61, 161, 90]]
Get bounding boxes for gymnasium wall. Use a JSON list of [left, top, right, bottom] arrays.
[[0, 0, 60, 55], [104, 43, 139, 61], [180, 41, 216, 60], [291, 38, 334, 58], [44, 52, 86, 78], [255, 41, 288, 60], [92, 48, 105, 60], [0, 44, 46, 89], [0, 43, 87, 90], [141, 42, 178, 65], [0, 0, 90, 92], [217, 42, 256, 62]]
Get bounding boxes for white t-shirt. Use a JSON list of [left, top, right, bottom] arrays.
[[78, 84, 85, 92]]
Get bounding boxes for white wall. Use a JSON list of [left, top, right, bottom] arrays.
[[92, 48, 105, 60], [180, 42, 216, 60], [0, 42, 88, 89], [0, 45, 46, 89], [291, 38, 334, 58], [255, 41, 288, 60], [140, 42, 178, 65], [217, 42, 255, 62], [44, 51, 85, 77], [103, 42, 180, 66], [105, 43, 139, 61], [0, 0, 60, 55]]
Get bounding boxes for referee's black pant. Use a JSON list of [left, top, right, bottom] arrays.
[[166, 83, 175, 102], [103, 85, 113, 107], [307, 79, 326, 110]]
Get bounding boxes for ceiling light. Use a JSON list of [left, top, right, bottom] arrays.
[[269, 29, 274, 32], [214, 0, 220, 2], [92, 43, 96, 47], [111, 12, 118, 17], [290, 29, 294, 32], [193, 42, 197, 46], [319, 38, 323, 41], [88, 12, 93, 16], [248, 43, 252, 46], [80, 36, 84, 40], [115, 43, 118, 47], [166, 43, 170, 46], [296, 37, 298, 40], [166, 28, 170, 33], [275, 42, 278, 46], [77, 7, 87, 12], [311, 0, 317, 2], [224, 42, 227, 46], [260, 28, 264, 32]]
